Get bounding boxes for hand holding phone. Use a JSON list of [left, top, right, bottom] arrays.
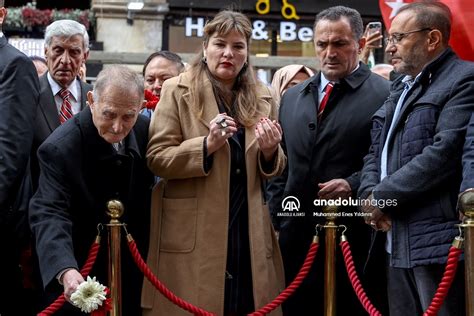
[[366, 22, 383, 48]]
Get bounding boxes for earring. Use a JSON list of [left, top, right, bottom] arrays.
[[201, 56, 207, 64]]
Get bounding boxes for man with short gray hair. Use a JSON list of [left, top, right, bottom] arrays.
[[30, 65, 153, 315], [28, 19, 93, 192]]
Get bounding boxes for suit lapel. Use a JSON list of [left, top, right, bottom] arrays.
[[0, 36, 7, 49], [198, 75, 220, 129], [39, 74, 60, 132], [245, 85, 273, 155]]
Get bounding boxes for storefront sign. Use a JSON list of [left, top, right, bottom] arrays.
[[256, 0, 300, 20], [185, 17, 313, 42]]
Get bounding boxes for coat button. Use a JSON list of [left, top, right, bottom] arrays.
[[116, 159, 122, 166], [236, 168, 241, 175], [308, 122, 316, 130]]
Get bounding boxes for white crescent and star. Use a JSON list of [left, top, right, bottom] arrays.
[[385, 0, 408, 19]]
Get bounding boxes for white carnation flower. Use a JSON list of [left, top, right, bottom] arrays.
[[70, 276, 107, 313]]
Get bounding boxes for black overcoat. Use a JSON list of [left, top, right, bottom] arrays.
[[29, 107, 153, 315]]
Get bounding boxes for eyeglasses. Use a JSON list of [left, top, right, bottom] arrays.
[[385, 28, 432, 45]]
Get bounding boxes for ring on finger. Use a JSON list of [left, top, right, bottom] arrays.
[[217, 117, 227, 128]]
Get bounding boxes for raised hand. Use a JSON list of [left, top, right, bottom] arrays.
[[255, 117, 283, 161]]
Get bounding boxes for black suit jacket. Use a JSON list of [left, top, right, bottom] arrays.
[[30, 74, 92, 188], [268, 63, 391, 227], [0, 35, 39, 224], [29, 107, 153, 315], [266, 63, 391, 316], [0, 34, 39, 315]]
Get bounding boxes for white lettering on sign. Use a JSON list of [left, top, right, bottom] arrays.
[[184, 17, 313, 42], [185, 17, 204, 37], [280, 21, 297, 41], [252, 20, 269, 40], [280, 22, 313, 42], [298, 27, 313, 42]]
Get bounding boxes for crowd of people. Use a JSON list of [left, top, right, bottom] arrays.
[[1, 0, 473, 315]]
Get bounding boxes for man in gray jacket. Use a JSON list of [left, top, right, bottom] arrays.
[[359, 2, 473, 315]]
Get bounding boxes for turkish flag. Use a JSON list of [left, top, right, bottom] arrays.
[[379, 0, 474, 61]]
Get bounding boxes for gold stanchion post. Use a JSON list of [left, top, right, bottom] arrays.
[[106, 200, 125, 316], [323, 205, 338, 316], [459, 190, 474, 315]]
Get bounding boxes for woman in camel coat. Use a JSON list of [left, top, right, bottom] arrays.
[[143, 10, 286, 316]]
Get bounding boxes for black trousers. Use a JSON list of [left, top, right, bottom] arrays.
[[279, 215, 388, 316], [387, 257, 465, 316], [0, 216, 38, 316]]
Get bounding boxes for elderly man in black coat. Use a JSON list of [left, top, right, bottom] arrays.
[[0, 1, 39, 315], [29, 65, 154, 315]]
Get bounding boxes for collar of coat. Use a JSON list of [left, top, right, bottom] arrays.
[[298, 61, 372, 94], [388, 47, 454, 91], [0, 35, 6, 48], [78, 106, 143, 160]]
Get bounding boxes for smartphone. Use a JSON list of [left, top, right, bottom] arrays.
[[367, 22, 383, 48]]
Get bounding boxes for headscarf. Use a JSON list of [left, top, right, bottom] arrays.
[[271, 65, 315, 103]]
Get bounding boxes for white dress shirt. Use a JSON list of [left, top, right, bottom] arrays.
[[47, 73, 82, 115]]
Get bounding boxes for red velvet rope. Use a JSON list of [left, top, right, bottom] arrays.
[[423, 246, 463, 316], [128, 236, 320, 316], [248, 241, 319, 316], [127, 238, 215, 316], [340, 240, 382, 316], [37, 239, 101, 316]]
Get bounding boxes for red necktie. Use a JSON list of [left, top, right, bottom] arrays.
[[59, 89, 73, 124], [317, 82, 334, 121]]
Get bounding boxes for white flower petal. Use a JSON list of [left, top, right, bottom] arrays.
[[70, 276, 107, 313]]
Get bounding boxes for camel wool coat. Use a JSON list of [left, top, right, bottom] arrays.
[[142, 71, 286, 316]]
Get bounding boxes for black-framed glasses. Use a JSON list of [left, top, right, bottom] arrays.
[[385, 28, 433, 45]]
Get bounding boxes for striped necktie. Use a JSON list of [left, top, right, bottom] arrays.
[[318, 82, 334, 121], [59, 89, 73, 124]]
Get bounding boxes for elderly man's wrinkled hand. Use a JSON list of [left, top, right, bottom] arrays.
[[62, 269, 85, 303]]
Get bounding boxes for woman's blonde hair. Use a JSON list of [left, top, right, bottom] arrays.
[[189, 10, 264, 127]]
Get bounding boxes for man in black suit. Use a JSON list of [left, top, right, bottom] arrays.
[[267, 6, 391, 316], [0, 1, 40, 315], [32, 19, 92, 187], [14, 20, 93, 314], [29, 65, 154, 315]]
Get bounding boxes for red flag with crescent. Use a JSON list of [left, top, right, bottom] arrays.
[[379, 0, 474, 61]]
